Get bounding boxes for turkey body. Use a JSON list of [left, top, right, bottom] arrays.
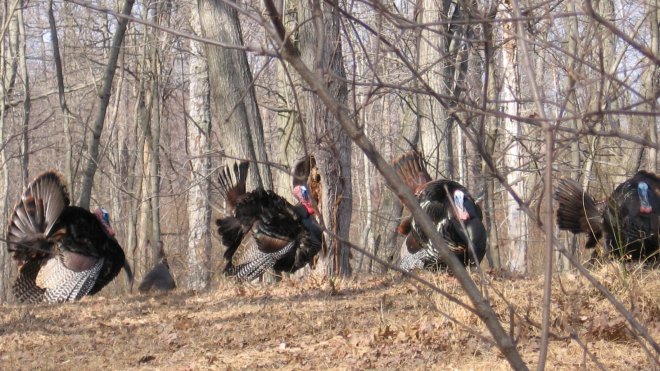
[[138, 241, 176, 293], [393, 151, 487, 271], [216, 161, 322, 281], [6, 171, 133, 303], [555, 171, 660, 263]]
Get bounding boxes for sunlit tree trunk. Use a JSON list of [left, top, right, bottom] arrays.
[[558, 0, 581, 270], [642, 0, 659, 172], [147, 0, 163, 266], [499, 0, 527, 273], [296, 0, 352, 276], [416, 0, 451, 178], [198, 0, 272, 190], [480, 5, 500, 270], [186, 8, 213, 290], [17, 0, 29, 186], [0, 0, 20, 301]]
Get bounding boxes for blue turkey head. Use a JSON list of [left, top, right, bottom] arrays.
[[638, 182, 652, 213], [95, 207, 115, 237], [453, 190, 469, 220], [293, 185, 314, 215]]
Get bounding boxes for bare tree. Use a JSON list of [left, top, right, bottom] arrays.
[[186, 4, 213, 290], [198, 0, 272, 190], [17, 0, 29, 186], [0, 0, 21, 301], [293, 0, 352, 276], [498, 1, 528, 273], [641, 0, 659, 172]]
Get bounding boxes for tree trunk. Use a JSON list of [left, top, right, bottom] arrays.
[[296, 0, 352, 276], [499, 0, 527, 273], [17, 0, 29, 186], [198, 0, 272, 190], [642, 0, 659, 172], [416, 0, 451, 178], [0, 0, 20, 302], [147, 0, 163, 266], [186, 7, 213, 290], [274, 0, 306, 196]]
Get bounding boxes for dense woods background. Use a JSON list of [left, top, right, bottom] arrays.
[[0, 0, 658, 301]]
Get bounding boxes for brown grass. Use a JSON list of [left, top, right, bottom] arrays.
[[0, 266, 658, 370]]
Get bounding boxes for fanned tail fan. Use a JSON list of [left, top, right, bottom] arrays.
[[392, 151, 432, 193], [554, 179, 603, 248], [6, 171, 70, 259], [218, 161, 249, 210]]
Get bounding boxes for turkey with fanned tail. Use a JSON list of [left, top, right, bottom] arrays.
[[554, 172, 660, 263], [6, 171, 133, 303], [216, 161, 322, 281], [392, 151, 487, 272]]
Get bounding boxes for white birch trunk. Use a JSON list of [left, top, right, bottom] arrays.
[[186, 10, 212, 290], [500, 1, 527, 273]]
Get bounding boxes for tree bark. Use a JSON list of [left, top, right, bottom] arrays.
[[499, 0, 527, 274], [0, 0, 20, 302], [198, 0, 272, 190], [295, 0, 352, 276], [642, 0, 659, 172], [416, 0, 452, 178], [17, 0, 29, 186], [147, 0, 163, 268], [186, 7, 213, 290]]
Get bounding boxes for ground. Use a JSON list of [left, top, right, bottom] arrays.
[[0, 266, 658, 370]]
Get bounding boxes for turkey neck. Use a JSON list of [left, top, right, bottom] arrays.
[[292, 203, 313, 220]]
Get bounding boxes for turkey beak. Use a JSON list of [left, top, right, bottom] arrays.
[[638, 182, 652, 214]]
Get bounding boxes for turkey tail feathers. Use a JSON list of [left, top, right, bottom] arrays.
[[7, 171, 70, 258], [554, 179, 603, 248], [218, 161, 249, 210], [392, 151, 432, 193]]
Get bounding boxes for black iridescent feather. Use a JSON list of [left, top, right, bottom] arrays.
[[393, 151, 487, 271], [555, 171, 660, 262], [216, 161, 322, 281], [6, 171, 133, 303]]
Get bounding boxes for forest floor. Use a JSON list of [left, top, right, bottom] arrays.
[[0, 265, 658, 370]]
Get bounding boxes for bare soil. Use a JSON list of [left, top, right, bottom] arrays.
[[0, 266, 658, 370]]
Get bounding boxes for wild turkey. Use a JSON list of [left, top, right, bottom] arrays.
[[554, 171, 660, 263], [6, 171, 133, 303], [138, 240, 176, 293], [392, 151, 487, 271], [216, 161, 322, 281]]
